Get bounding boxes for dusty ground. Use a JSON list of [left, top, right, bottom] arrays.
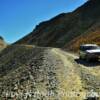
[[52, 48, 100, 100], [0, 45, 100, 100]]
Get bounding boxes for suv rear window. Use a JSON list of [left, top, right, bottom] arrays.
[[80, 46, 98, 51]]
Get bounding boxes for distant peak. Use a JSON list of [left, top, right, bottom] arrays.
[[0, 36, 4, 40]]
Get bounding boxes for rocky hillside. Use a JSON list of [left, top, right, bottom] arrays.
[[15, 0, 100, 51], [0, 36, 7, 51]]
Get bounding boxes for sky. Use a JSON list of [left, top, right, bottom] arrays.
[[0, 0, 87, 43]]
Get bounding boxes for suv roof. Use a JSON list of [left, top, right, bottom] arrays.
[[86, 49, 100, 53], [81, 44, 98, 47], [80, 44, 99, 51]]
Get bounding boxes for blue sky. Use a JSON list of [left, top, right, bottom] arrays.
[[0, 0, 87, 43]]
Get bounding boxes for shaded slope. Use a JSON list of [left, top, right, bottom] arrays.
[[15, 0, 100, 49]]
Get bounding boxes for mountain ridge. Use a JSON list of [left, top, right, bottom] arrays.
[[15, 0, 100, 51]]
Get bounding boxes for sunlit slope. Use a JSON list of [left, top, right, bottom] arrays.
[[64, 22, 100, 52]]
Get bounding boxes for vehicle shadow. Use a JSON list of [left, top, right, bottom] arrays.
[[75, 58, 100, 67]]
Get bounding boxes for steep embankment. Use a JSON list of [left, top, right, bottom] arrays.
[[0, 45, 100, 99], [15, 0, 100, 51]]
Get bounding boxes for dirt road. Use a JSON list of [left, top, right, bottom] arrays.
[[51, 48, 100, 100]]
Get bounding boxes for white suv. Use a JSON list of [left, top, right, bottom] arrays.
[[79, 44, 100, 61]]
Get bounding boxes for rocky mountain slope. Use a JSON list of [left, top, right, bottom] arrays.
[[15, 0, 100, 51]]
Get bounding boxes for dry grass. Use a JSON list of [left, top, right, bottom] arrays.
[[65, 27, 100, 52]]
